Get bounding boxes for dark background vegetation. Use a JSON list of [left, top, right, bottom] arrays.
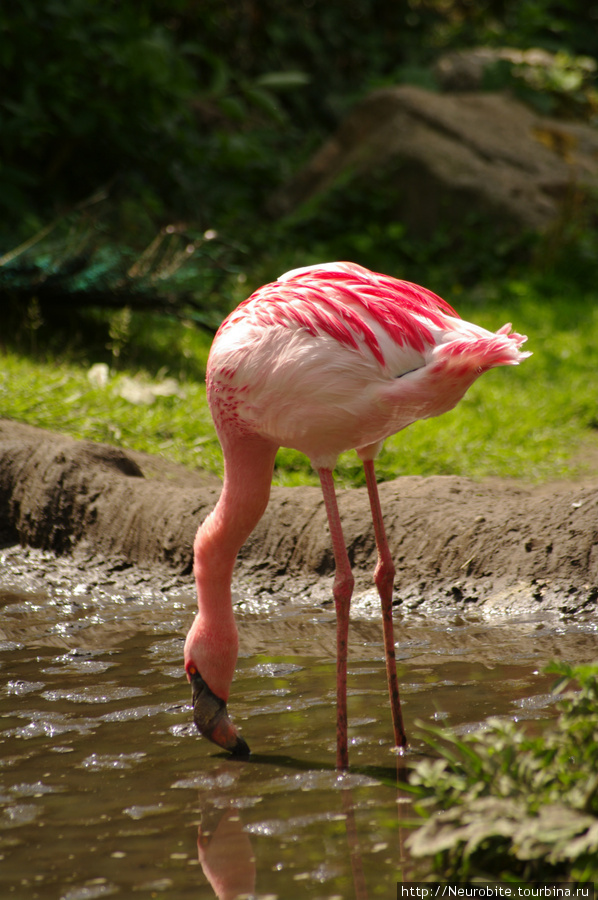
[[1, 0, 597, 352]]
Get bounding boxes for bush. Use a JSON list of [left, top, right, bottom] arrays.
[[0, 2, 206, 223], [407, 661, 598, 882]]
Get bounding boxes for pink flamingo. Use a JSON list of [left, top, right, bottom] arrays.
[[184, 261, 530, 768]]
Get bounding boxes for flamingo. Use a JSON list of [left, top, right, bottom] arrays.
[[184, 261, 530, 768]]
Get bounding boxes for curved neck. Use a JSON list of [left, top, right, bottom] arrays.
[[194, 433, 278, 608], [185, 433, 278, 699]]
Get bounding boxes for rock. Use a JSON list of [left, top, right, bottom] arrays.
[[433, 46, 596, 93], [267, 85, 598, 236]]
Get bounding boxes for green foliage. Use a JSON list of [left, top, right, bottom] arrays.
[[431, 0, 598, 62], [481, 49, 598, 118], [0, 1, 202, 221], [0, 202, 246, 334], [406, 662, 598, 881], [2, 0, 597, 236], [271, 170, 538, 290]]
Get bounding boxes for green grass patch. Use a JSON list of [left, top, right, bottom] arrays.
[[2, 273, 597, 487], [0, 351, 223, 475]]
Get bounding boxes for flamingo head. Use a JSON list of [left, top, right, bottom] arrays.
[[184, 611, 249, 756], [186, 662, 250, 757]]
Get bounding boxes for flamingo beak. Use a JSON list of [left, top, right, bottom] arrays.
[[188, 669, 250, 757]]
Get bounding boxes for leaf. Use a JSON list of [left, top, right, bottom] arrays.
[[254, 70, 310, 90], [407, 797, 523, 858], [556, 819, 598, 861], [241, 85, 286, 124], [511, 805, 596, 863]]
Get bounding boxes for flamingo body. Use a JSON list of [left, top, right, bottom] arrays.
[[207, 262, 526, 468], [185, 262, 530, 765]]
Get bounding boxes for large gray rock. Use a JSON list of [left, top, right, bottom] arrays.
[[268, 85, 598, 235]]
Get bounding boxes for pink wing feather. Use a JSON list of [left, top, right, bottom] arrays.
[[219, 261, 461, 366]]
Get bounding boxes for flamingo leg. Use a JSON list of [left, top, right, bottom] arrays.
[[318, 467, 354, 769], [362, 459, 407, 749]]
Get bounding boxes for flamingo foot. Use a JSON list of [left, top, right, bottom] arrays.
[[189, 669, 250, 757]]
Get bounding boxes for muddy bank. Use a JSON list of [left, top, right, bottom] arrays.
[[1, 418, 597, 616]]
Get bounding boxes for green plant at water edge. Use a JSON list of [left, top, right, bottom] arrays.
[[406, 662, 598, 881]]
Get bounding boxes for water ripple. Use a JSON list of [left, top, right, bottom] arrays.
[[80, 752, 146, 770]]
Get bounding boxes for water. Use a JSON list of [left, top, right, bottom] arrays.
[[1, 577, 598, 900]]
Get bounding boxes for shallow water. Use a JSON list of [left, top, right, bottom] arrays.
[[1, 578, 598, 900]]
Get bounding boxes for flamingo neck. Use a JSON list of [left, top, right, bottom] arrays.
[[184, 433, 278, 700]]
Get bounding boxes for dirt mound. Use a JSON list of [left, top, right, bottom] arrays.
[[1, 418, 597, 615]]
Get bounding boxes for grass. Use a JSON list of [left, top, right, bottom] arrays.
[[2, 272, 598, 487], [0, 350, 224, 475]]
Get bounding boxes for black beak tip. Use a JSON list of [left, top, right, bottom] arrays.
[[230, 735, 251, 758]]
